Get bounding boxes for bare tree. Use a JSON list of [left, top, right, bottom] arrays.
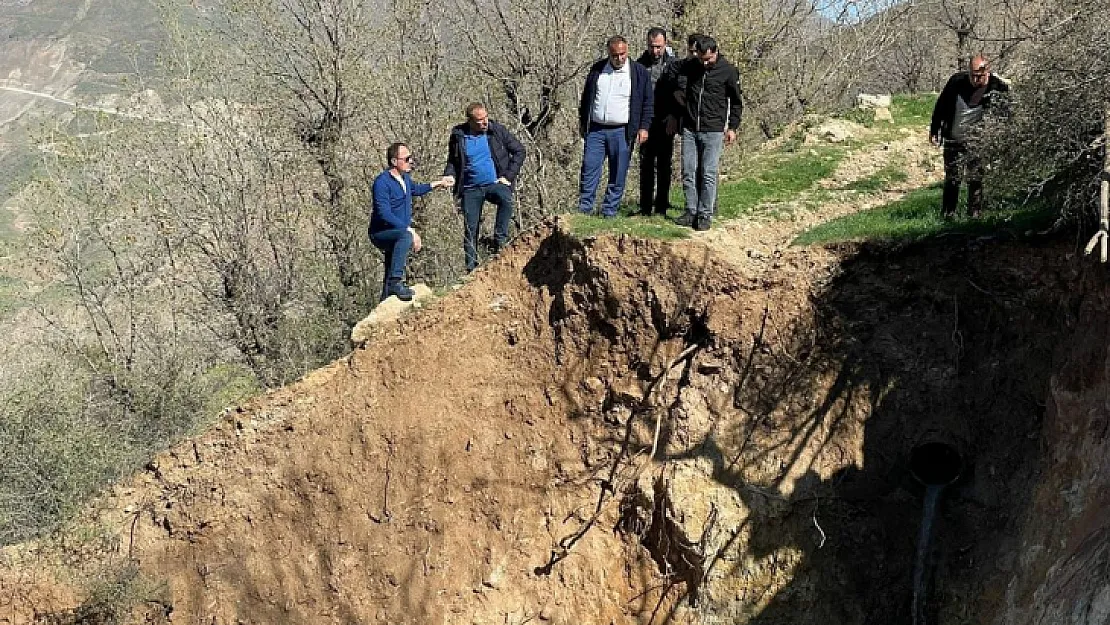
[[979, 0, 1110, 227]]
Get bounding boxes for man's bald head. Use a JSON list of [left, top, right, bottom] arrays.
[[969, 55, 990, 87]]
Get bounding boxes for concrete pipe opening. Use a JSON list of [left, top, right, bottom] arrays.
[[909, 441, 963, 487]]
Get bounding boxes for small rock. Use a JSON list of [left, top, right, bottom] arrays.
[[819, 122, 854, 143], [504, 431, 513, 440], [483, 565, 505, 589], [350, 284, 434, 345], [539, 604, 555, 621], [856, 93, 892, 109], [874, 106, 894, 123]]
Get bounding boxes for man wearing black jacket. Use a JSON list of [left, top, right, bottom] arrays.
[[669, 36, 743, 231], [444, 103, 526, 271], [635, 27, 678, 216], [930, 55, 1010, 218]]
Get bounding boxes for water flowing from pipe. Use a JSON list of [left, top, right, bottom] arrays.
[[912, 484, 945, 625]]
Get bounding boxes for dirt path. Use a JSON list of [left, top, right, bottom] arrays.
[[698, 123, 942, 275]]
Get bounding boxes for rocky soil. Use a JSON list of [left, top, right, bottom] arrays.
[[3, 122, 1109, 625]]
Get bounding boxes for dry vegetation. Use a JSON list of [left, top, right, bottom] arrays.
[[1, 0, 1107, 571]]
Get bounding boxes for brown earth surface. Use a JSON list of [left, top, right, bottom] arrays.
[[3, 124, 1109, 625]]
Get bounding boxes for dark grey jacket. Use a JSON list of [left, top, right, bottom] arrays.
[[636, 49, 680, 127], [443, 120, 526, 197]]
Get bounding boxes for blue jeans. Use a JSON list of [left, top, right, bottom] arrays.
[[461, 183, 513, 271], [578, 123, 632, 217], [681, 130, 725, 218], [369, 228, 412, 300]]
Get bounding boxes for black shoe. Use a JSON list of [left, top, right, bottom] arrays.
[[674, 213, 696, 227], [694, 216, 711, 231], [385, 281, 414, 302]]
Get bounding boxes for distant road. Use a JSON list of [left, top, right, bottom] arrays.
[[0, 85, 75, 107], [0, 84, 188, 126]]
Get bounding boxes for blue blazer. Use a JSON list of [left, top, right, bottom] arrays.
[[578, 58, 654, 145], [369, 170, 432, 235]]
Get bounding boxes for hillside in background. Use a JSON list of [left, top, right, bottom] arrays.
[[0, 0, 178, 204]]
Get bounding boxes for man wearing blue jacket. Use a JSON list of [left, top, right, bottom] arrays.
[[369, 142, 451, 302], [443, 103, 526, 272], [577, 35, 654, 217]]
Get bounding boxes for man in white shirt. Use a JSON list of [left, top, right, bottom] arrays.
[[576, 35, 654, 217]]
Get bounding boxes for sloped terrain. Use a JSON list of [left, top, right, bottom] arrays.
[[3, 111, 1109, 624], [4, 216, 1110, 624]]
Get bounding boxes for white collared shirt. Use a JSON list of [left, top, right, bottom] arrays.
[[590, 62, 632, 125], [390, 170, 407, 194]]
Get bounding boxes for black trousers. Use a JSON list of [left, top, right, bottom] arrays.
[[943, 142, 984, 217], [639, 127, 675, 213]]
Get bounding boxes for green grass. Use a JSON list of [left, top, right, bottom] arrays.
[[841, 164, 909, 192], [891, 93, 937, 128], [839, 107, 876, 128], [793, 184, 1056, 246], [568, 146, 845, 238], [718, 147, 846, 218], [568, 208, 691, 240]]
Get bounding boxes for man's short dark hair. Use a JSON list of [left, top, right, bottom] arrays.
[[606, 35, 627, 49], [465, 102, 487, 119], [687, 33, 704, 48], [697, 36, 718, 53], [647, 27, 667, 42], [386, 142, 406, 165]]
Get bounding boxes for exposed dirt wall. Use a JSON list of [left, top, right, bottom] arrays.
[[3, 223, 1109, 625]]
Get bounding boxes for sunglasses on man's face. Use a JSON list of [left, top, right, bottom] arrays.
[[397, 155, 415, 163]]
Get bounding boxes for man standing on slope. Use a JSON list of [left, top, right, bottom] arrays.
[[930, 54, 1011, 218], [443, 102, 526, 272], [369, 142, 451, 302], [670, 36, 743, 231], [577, 35, 654, 218], [635, 27, 679, 216]]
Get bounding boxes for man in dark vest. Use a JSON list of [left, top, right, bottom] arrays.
[[930, 55, 1011, 218], [635, 27, 678, 216]]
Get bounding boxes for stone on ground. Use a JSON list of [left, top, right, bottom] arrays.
[[350, 283, 434, 345], [856, 93, 892, 109]]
